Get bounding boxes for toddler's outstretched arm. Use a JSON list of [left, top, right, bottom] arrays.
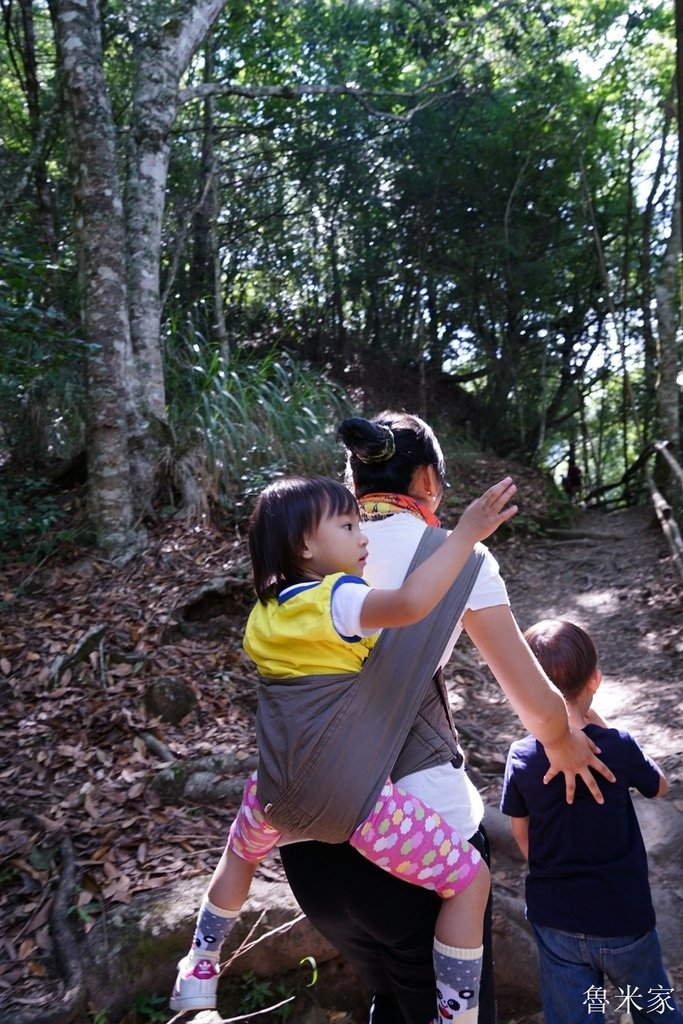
[[360, 477, 517, 630]]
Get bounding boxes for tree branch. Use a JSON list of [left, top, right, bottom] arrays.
[[11, 838, 87, 1024], [178, 75, 463, 123], [0, 104, 59, 218], [161, 0, 229, 72]]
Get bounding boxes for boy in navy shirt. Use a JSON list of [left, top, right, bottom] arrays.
[[501, 618, 681, 1024]]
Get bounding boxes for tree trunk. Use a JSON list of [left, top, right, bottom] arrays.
[[123, 0, 228, 509], [54, 0, 228, 542], [329, 226, 347, 360], [655, 191, 681, 454], [189, 42, 215, 305], [55, 0, 137, 553], [18, 0, 58, 268], [190, 41, 227, 346], [640, 86, 674, 439]]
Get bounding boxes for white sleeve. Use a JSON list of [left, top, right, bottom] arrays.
[[330, 579, 376, 639], [466, 543, 510, 611], [435, 543, 510, 667]]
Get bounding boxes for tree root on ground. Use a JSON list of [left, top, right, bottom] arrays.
[[9, 838, 88, 1024]]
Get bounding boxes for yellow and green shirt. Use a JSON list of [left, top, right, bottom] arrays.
[[243, 573, 378, 678]]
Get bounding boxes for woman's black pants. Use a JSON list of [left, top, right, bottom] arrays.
[[279, 825, 496, 1024]]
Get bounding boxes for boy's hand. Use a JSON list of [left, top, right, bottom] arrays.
[[543, 727, 616, 804], [458, 477, 518, 543]]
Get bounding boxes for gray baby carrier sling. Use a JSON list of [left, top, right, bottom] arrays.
[[255, 529, 485, 844]]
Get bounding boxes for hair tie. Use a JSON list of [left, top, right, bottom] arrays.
[[356, 426, 396, 464]]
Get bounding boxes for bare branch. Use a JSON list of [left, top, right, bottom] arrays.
[[178, 73, 464, 124], [160, 168, 215, 312], [222, 910, 307, 970], [180, 80, 386, 105]]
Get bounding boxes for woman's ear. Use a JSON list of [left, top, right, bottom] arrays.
[[411, 464, 443, 508], [426, 465, 442, 498], [410, 464, 433, 500]]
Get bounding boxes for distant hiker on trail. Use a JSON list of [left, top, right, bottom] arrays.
[[501, 618, 682, 1024], [562, 453, 583, 503]]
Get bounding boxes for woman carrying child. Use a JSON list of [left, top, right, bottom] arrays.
[[171, 469, 515, 1020], [171, 412, 613, 1023], [280, 411, 614, 1024]]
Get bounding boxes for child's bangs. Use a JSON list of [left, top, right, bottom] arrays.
[[318, 478, 358, 519]]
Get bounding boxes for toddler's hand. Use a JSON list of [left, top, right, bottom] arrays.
[[457, 477, 518, 543]]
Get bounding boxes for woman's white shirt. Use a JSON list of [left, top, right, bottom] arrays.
[[357, 513, 509, 838], [297, 514, 510, 841]]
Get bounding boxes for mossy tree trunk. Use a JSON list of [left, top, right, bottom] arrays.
[[55, 0, 137, 553], [54, 0, 228, 547]]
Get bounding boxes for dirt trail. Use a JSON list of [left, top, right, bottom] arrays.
[[494, 505, 682, 766]]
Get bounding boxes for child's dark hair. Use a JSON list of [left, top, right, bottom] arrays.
[[249, 475, 358, 601], [337, 411, 446, 497], [524, 619, 598, 701]]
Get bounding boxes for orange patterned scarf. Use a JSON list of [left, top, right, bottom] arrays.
[[357, 492, 440, 527]]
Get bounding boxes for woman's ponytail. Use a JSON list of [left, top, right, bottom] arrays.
[[337, 417, 395, 464]]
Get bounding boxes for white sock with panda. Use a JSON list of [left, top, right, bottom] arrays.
[[187, 897, 238, 963], [433, 939, 482, 1024]]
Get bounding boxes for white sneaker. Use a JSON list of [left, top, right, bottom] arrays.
[[169, 955, 220, 1011]]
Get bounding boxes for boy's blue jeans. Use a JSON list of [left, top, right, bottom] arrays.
[[531, 923, 683, 1024]]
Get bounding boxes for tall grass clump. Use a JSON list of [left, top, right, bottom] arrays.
[[166, 326, 354, 519]]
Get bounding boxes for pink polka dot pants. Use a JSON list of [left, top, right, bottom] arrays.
[[228, 772, 482, 898], [350, 779, 482, 897], [228, 771, 281, 862]]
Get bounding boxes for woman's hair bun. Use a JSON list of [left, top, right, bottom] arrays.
[[337, 417, 396, 464]]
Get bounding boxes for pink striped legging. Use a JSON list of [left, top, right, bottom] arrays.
[[228, 770, 482, 898]]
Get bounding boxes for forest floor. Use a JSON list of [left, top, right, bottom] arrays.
[[1, 449, 683, 1024]]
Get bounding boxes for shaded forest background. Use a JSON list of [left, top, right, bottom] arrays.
[[1, 0, 682, 560], [2, 2, 683, 1022]]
